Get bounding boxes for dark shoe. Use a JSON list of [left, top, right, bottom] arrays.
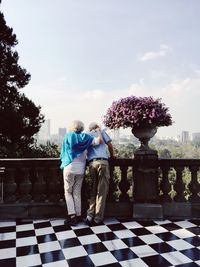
[[85, 216, 94, 226], [64, 216, 77, 226], [76, 216, 83, 223]]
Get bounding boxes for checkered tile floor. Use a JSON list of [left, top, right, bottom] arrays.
[[0, 218, 199, 267]]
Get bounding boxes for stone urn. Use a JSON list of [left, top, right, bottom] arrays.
[[132, 126, 157, 154]]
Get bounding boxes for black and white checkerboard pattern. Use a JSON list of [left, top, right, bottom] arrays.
[[0, 217, 199, 267]]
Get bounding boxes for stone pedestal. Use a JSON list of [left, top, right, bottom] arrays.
[[133, 148, 163, 219], [133, 149, 159, 203]]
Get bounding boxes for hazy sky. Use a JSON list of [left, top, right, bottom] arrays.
[[1, 0, 200, 138]]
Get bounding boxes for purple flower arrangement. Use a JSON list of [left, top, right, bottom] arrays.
[[103, 96, 173, 129]]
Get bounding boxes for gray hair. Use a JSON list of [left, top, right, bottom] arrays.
[[69, 120, 84, 132], [89, 122, 99, 131]]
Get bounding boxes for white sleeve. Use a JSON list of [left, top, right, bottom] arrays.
[[92, 137, 100, 146]]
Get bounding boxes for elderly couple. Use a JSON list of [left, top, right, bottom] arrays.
[[60, 120, 114, 226]]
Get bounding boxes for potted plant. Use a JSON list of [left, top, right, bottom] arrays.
[[103, 96, 173, 151]]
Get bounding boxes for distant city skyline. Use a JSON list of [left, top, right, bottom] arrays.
[[1, 0, 200, 138], [38, 118, 200, 142]]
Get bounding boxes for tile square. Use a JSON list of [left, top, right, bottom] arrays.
[[142, 254, 171, 267], [39, 240, 61, 253], [172, 229, 195, 239], [111, 248, 137, 261], [73, 227, 94, 236], [161, 251, 193, 265], [0, 225, 16, 233], [53, 224, 71, 233], [0, 247, 16, 260], [16, 223, 34, 232], [62, 245, 87, 260], [130, 228, 152, 236], [78, 234, 101, 245], [0, 231, 16, 241], [188, 220, 200, 226], [59, 237, 81, 248], [150, 242, 176, 253], [181, 248, 200, 261], [131, 245, 158, 258], [107, 223, 127, 231], [35, 227, 54, 236], [183, 236, 200, 247], [34, 221, 51, 229], [114, 229, 135, 239], [16, 236, 37, 247], [146, 225, 168, 234], [55, 230, 76, 240], [16, 254, 42, 267], [0, 239, 15, 249], [100, 263, 122, 267], [0, 220, 16, 227], [103, 239, 128, 251], [120, 258, 149, 267], [156, 231, 181, 241], [37, 233, 57, 244], [67, 255, 94, 267], [161, 223, 182, 231], [187, 227, 200, 235], [43, 260, 69, 267], [122, 221, 143, 229], [84, 242, 108, 254], [50, 219, 65, 227], [17, 244, 39, 256], [174, 220, 197, 229], [17, 229, 35, 238], [97, 232, 119, 241], [137, 221, 157, 227], [0, 258, 16, 267], [139, 234, 163, 244], [153, 220, 171, 225], [176, 263, 200, 267], [89, 251, 118, 266], [122, 236, 145, 247], [91, 225, 111, 234], [41, 250, 65, 264], [167, 239, 194, 251]]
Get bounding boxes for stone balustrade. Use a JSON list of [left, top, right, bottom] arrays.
[[0, 158, 199, 219]]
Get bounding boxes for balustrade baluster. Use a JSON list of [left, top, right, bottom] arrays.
[[18, 167, 32, 202], [33, 167, 47, 202], [160, 167, 172, 202], [4, 167, 17, 203], [119, 165, 130, 201], [0, 167, 4, 203], [174, 167, 186, 202], [188, 166, 200, 202], [107, 165, 116, 202], [48, 167, 61, 202]]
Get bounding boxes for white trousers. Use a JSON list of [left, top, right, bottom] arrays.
[[63, 169, 84, 216]]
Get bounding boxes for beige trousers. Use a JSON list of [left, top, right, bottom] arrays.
[[87, 159, 110, 223], [63, 169, 84, 216]]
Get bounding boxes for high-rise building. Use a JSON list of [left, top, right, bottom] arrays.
[[181, 131, 189, 143], [58, 128, 66, 139], [37, 119, 51, 142], [192, 132, 200, 142]]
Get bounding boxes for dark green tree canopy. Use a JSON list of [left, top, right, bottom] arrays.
[[0, 6, 44, 157]]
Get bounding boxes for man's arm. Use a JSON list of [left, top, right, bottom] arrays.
[[107, 141, 114, 158]]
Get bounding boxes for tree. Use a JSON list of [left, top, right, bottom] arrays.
[[0, 4, 44, 157]]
